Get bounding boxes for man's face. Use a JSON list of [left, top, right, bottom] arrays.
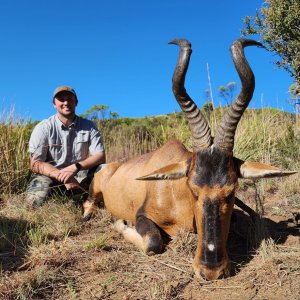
[[53, 91, 77, 118]]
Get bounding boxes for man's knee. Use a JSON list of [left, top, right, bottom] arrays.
[[78, 164, 104, 190], [26, 175, 53, 208], [26, 191, 48, 208]]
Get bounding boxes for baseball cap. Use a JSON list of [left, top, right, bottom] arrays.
[[53, 86, 77, 99]]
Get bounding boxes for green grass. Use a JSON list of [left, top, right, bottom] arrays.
[[84, 234, 110, 250]]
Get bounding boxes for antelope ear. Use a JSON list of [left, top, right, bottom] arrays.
[[136, 159, 192, 180], [235, 158, 297, 179]]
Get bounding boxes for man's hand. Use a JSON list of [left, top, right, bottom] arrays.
[[64, 176, 81, 190], [57, 164, 81, 190], [30, 159, 82, 190], [56, 164, 78, 183]]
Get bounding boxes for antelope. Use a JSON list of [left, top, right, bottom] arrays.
[[83, 38, 296, 280]]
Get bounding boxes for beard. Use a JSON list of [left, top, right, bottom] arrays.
[[57, 107, 76, 120]]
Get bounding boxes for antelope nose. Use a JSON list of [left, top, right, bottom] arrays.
[[217, 270, 226, 279], [199, 269, 228, 281]]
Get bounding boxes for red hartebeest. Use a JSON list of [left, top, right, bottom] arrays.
[[83, 38, 296, 280]]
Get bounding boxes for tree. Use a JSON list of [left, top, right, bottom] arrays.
[[202, 101, 214, 120], [81, 104, 109, 121], [288, 83, 300, 117], [109, 111, 119, 119], [218, 82, 236, 105], [241, 0, 300, 95], [202, 101, 213, 114]]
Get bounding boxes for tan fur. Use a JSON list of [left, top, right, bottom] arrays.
[[239, 161, 297, 178], [84, 139, 296, 280], [84, 38, 297, 281], [83, 162, 122, 220], [89, 140, 194, 233]]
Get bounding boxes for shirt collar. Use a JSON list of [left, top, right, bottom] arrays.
[[55, 114, 77, 130]]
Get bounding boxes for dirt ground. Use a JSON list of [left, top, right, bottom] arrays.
[[1, 187, 299, 300]]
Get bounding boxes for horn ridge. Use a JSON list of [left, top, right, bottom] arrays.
[[169, 38, 212, 150], [214, 39, 263, 151]]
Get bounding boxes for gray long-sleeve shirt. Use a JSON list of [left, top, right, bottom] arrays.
[[29, 114, 104, 169]]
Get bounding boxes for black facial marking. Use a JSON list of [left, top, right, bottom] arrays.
[[201, 199, 223, 268], [194, 147, 234, 188]]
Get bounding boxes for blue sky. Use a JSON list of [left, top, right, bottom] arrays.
[[0, 0, 296, 121]]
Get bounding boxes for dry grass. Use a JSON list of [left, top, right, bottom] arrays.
[[0, 110, 32, 194], [0, 108, 299, 299], [1, 192, 299, 300]]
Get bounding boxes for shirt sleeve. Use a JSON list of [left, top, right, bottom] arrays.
[[89, 122, 105, 155], [28, 122, 49, 161]]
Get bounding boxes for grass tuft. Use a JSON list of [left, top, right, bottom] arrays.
[[84, 234, 110, 251]]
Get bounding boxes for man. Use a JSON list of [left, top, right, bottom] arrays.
[[26, 86, 106, 207]]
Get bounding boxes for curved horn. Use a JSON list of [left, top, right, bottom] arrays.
[[214, 39, 263, 151], [169, 39, 212, 150]]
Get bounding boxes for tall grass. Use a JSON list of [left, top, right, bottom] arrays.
[[204, 106, 299, 169], [0, 110, 33, 194], [0, 107, 298, 195], [234, 108, 299, 168], [97, 113, 192, 162]]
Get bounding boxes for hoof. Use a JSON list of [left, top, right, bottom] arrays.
[[83, 213, 94, 222], [83, 199, 98, 221]]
